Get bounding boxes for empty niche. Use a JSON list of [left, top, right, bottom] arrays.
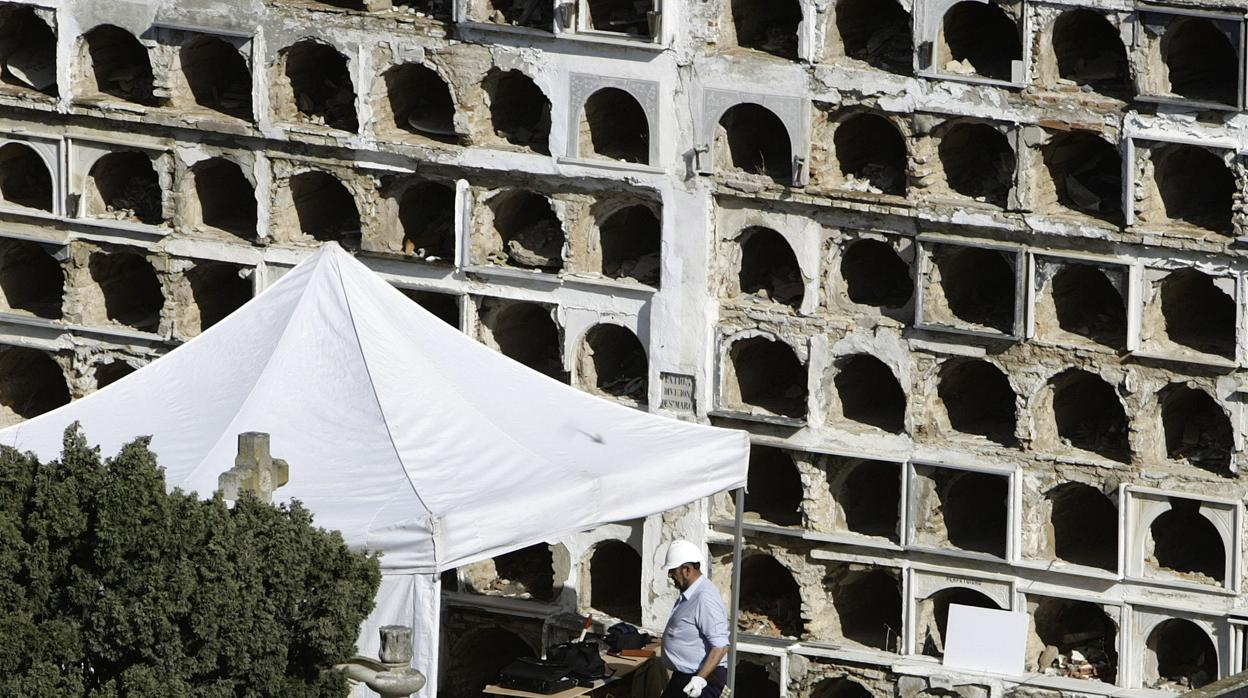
[[81, 25, 155, 105], [180, 36, 252, 120], [462, 543, 559, 600], [443, 627, 535, 698], [290, 171, 360, 245], [834, 113, 906, 195], [824, 565, 902, 651], [488, 190, 563, 272], [736, 227, 802, 308], [1159, 385, 1232, 475], [85, 151, 161, 225], [1046, 369, 1130, 462], [832, 354, 905, 433], [835, 0, 911, 74], [840, 239, 912, 308], [723, 336, 807, 419], [278, 40, 358, 131], [94, 360, 135, 389], [1147, 144, 1234, 234], [0, 346, 68, 425], [0, 5, 56, 95], [1049, 10, 1130, 97], [936, 359, 1017, 445], [738, 554, 804, 638], [1045, 483, 1117, 571], [1143, 619, 1217, 690], [917, 587, 999, 657], [186, 261, 250, 335], [1156, 269, 1236, 359], [912, 465, 1009, 557], [381, 63, 457, 142], [1040, 132, 1122, 223], [715, 104, 792, 183], [577, 324, 647, 402], [0, 239, 62, 318], [399, 182, 455, 263], [394, 0, 452, 20], [587, 540, 641, 624], [596, 203, 660, 286], [937, 121, 1013, 206], [1027, 597, 1117, 682], [192, 158, 257, 239], [727, 0, 802, 59], [1148, 498, 1226, 584], [735, 660, 780, 698], [924, 245, 1017, 334], [88, 251, 163, 332], [1041, 263, 1127, 349], [826, 457, 900, 541], [481, 300, 566, 382], [483, 69, 550, 153], [484, 0, 553, 30], [812, 678, 871, 698], [579, 88, 649, 164], [0, 143, 51, 211], [744, 446, 803, 527], [1157, 17, 1238, 106], [401, 289, 459, 327], [938, 1, 1021, 81], [586, 0, 653, 37]]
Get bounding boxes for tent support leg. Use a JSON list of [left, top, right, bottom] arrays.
[[726, 487, 745, 696]]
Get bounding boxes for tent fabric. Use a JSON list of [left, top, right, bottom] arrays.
[[0, 243, 749, 696]]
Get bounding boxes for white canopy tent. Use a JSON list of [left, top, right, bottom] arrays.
[[0, 243, 750, 696]]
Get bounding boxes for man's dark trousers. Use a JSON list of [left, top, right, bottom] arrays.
[[660, 667, 728, 698]]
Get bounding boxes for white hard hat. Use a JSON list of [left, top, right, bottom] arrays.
[[663, 540, 703, 570]]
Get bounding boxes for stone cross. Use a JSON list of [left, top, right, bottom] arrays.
[[218, 431, 289, 502]]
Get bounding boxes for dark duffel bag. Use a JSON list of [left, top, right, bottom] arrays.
[[498, 657, 578, 694], [546, 640, 608, 682], [604, 622, 652, 652]]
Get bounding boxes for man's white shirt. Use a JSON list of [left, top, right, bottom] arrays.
[[662, 576, 730, 674]]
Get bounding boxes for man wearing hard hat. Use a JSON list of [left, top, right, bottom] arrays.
[[659, 540, 730, 698]]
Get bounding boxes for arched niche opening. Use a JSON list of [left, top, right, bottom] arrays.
[[463, 543, 559, 601], [290, 171, 360, 245], [919, 587, 999, 657], [588, 540, 641, 624], [83, 25, 155, 105], [1151, 145, 1234, 234], [1144, 618, 1217, 690], [716, 104, 792, 183], [483, 69, 550, 154], [444, 627, 535, 698], [484, 300, 566, 382], [280, 39, 357, 131], [1048, 264, 1126, 349], [580, 88, 649, 164], [836, 0, 911, 74], [0, 143, 51, 211], [1051, 10, 1130, 97], [937, 359, 1016, 445], [1158, 269, 1236, 359], [739, 554, 803, 638], [1161, 18, 1238, 105], [729, 0, 802, 59], [586, 0, 652, 37], [834, 113, 906, 195], [401, 289, 459, 328], [832, 354, 905, 433], [597, 203, 659, 286], [487, 0, 552, 30], [737, 226, 802, 308], [938, 121, 1013, 206], [86, 151, 161, 225], [724, 336, 807, 419], [399, 181, 456, 263], [1150, 499, 1225, 583], [813, 678, 871, 698], [928, 245, 1016, 334], [382, 63, 457, 142], [489, 190, 563, 272], [734, 660, 780, 698], [936, 469, 1009, 556], [1046, 483, 1117, 571], [186, 261, 250, 335], [0, 238, 62, 318], [841, 239, 912, 308], [180, 36, 252, 120], [193, 158, 256, 239], [0, 5, 57, 96], [1160, 385, 1232, 475], [832, 457, 901, 540], [88, 251, 163, 332], [744, 446, 803, 527], [1041, 132, 1122, 222], [94, 360, 135, 390], [1030, 597, 1117, 681], [0, 346, 68, 425], [1048, 369, 1130, 461], [939, 1, 1021, 81], [826, 566, 902, 651], [578, 323, 647, 402]]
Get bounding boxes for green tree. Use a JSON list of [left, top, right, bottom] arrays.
[[0, 425, 381, 697]]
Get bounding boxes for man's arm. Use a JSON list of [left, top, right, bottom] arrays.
[[695, 645, 729, 680]]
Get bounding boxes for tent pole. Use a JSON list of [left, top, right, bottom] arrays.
[[726, 487, 745, 696]]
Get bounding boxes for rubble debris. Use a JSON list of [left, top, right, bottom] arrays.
[[940, 2, 1021, 81], [837, 0, 911, 74], [580, 323, 647, 401], [739, 554, 803, 638], [282, 40, 358, 131], [88, 151, 161, 225], [836, 113, 906, 195], [83, 25, 156, 104]]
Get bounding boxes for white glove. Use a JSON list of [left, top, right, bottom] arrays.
[[683, 675, 708, 697]]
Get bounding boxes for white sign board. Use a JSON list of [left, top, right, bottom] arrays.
[[943, 604, 1028, 676]]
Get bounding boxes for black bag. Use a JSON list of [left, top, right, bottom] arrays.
[[498, 657, 578, 694], [605, 622, 652, 652], [546, 640, 608, 681]]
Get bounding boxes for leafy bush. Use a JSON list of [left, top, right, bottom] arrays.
[[0, 426, 380, 696]]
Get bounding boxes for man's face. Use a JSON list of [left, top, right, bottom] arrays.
[[668, 564, 693, 591]]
